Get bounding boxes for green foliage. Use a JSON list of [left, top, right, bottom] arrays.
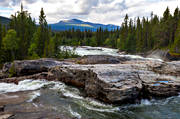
[[171, 20, 180, 53], [56, 48, 79, 59], [9, 63, 16, 78], [9, 4, 36, 59], [2, 29, 19, 50], [2, 29, 19, 61], [89, 36, 97, 46]]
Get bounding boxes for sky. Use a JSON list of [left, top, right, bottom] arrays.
[[0, 0, 179, 26]]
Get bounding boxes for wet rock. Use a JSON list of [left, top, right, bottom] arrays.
[[0, 91, 72, 119], [0, 72, 55, 84], [76, 55, 129, 64], [50, 66, 91, 88], [0, 105, 5, 112], [146, 49, 180, 61], [139, 70, 180, 98], [85, 64, 143, 103], [0, 70, 8, 79], [148, 61, 180, 76], [146, 49, 170, 61], [50, 64, 143, 103], [2, 58, 73, 77], [50, 59, 180, 104]]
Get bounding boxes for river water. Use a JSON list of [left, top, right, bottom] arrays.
[[0, 46, 179, 119], [1, 79, 180, 119]]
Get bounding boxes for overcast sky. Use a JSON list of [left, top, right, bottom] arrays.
[[0, 0, 179, 25]]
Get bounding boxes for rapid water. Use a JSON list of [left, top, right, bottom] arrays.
[[1, 79, 180, 119], [60, 46, 163, 61]]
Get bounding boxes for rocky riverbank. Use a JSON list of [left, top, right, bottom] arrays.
[[1, 55, 180, 105], [0, 91, 76, 119]]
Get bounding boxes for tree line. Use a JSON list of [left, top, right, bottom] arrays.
[[56, 7, 180, 54], [0, 5, 77, 67], [0, 5, 180, 66]]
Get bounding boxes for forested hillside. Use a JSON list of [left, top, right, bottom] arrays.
[[53, 7, 180, 54], [0, 5, 180, 66], [0, 16, 11, 25]]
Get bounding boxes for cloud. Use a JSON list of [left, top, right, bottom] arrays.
[[0, 0, 179, 25]]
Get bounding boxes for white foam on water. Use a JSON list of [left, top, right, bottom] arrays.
[[85, 104, 119, 113], [27, 91, 41, 102], [63, 90, 83, 99], [76, 98, 119, 113], [85, 98, 113, 108], [140, 99, 152, 106], [49, 81, 65, 90], [68, 106, 82, 119], [49, 81, 83, 99], [32, 103, 38, 108], [0, 79, 51, 94], [60, 46, 163, 61]]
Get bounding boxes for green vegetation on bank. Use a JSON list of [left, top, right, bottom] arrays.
[[0, 5, 180, 66], [0, 5, 78, 66]]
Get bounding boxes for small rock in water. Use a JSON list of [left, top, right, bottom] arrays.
[[0, 105, 5, 112]]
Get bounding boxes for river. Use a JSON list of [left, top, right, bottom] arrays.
[[0, 46, 179, 119]]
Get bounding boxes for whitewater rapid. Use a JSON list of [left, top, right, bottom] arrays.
[[60, 46, 163, 62]]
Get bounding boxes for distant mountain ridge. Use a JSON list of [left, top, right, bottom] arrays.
[[49, 19, 120, 31], [0, 16, 11, 25], [0, 16, 120, 31]]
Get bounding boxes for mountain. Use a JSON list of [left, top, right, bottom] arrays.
[[0, 16, 11, 25], [49, 19, 120, 31], [0, 16, 120, 31]]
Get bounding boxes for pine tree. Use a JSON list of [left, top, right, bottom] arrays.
[[163, 7, 170, 21], [136, 17, 143, 52], [9, 4, 36, 59], [160, 7, 172, 47], [35, 8, 50, 57], [0, 21, 2, 49], [172, 20, 180, 53], [172, 7, 180, 44]]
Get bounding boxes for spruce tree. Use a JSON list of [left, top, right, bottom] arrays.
[[172, 20, 180, 53], [36, 8, 49, 57], [136, 17, 143, 52]]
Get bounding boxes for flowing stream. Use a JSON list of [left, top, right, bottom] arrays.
[[1, 79, 180, 119], [1, 46, 179, 119]]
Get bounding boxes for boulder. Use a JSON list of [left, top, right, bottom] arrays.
[[50, 64, 143, 103], [148, 61, 180, 76], [146, 49, 180, 61], [2, 58, 73, 77], [140, 72, 180, 98], [49, 66, 91, 88]]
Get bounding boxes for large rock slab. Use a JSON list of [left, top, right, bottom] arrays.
[[76, 55, 129, 64], [1, 56, 180, 104], [50, 64, 143, 103], [149, 61, 180, 76], [2, 58, 73, 77], [49, 60, 180, 104]]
